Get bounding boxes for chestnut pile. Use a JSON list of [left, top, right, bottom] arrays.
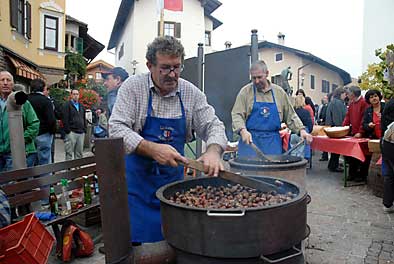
[[168, 184, 295, 209]]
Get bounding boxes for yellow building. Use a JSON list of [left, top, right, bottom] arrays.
[[0, 0, 66, 87]]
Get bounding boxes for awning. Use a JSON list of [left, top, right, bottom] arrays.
[[6, 55, 46, 80]]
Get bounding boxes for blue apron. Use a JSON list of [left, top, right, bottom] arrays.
[[238, 86, 282, 157], [125, 88, 186, 243]]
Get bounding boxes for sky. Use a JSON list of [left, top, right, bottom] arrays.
[[66, 0, 364, 78]]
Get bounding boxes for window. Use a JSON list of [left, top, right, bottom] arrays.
[[158, 21, 181, 38], [10, 0, 31, 39], [332, 83, 338, 92], [95, 72, 102, 80], [118, 43, 124, 60], [205, 31, 211, 46], [44, 15, 58, 50], [88, 74, 93, 79], [65, 34, 69, 49], [275, 53, 283, 62], [322, 80, 330, 93], [310, 75, 315, 89], [71, 35, 75, 48]]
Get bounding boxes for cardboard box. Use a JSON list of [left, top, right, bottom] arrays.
[[368, 139, 381, 153]]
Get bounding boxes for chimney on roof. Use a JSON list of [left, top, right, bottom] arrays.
[[224, 41, 232, 49], [277, 32, 285, 45]]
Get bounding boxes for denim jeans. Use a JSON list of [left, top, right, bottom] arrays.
[[0, 153, 37, 172], [35, 133, 54, 165]]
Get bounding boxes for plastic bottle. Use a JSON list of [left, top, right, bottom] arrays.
[[60, 179, 72, 215], [83, 176, 92, 205], [49, 186, 59, 215]]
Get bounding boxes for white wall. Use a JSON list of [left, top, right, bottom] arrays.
[[362, 0, 394, 71], [115, 0, 212, 75]]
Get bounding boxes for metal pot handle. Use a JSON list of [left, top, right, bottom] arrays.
[[206, 210, 245, 217], [306, 194, 312, 204], [260, 245, 302, 263]]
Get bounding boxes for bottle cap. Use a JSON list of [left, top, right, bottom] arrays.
[[61, 179, 69, 187], [50, 186, 55, 192]]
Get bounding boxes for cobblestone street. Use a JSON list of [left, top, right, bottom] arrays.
[[47, 140, 394, 263]]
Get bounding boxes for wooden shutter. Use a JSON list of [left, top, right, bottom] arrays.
[[10, 0, 18, 28], [175, 23, 181, 38], [76, 37, 84, 54], [26, 1, 31, 39]]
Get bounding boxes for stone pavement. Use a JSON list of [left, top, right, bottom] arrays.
[[47, 141, 394, 263]]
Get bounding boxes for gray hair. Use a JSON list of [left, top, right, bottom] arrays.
[[146, 36, 185, 65], [346, 86, 361, 97], [250, 60, 268, 72], [333, 87, 346, 99], [0, 71, 14, 82], [13, 84, 26, 92]]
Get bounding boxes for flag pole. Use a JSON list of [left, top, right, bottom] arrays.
[[159, 8, 164, 37]]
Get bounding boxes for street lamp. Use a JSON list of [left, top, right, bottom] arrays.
[[131, 60, 138, 75]]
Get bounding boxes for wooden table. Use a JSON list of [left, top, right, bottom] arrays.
[[311, 136, 371, 186]]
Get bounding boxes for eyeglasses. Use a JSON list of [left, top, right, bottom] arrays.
[[159, 65, 184, 75]]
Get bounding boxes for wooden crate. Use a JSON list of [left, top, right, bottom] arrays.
[[368, 139, 381, 153], [72, 207, 101, 227]]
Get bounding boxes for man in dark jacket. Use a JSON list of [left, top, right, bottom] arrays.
[[28, 79, 56, 165], [62, 89, 86, 160], [325, 87, 347, 172]]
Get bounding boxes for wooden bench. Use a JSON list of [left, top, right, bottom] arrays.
[[0, 156, 99, 246]]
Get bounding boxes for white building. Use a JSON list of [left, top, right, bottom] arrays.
[[362, 0, 394, 72], [107, 0, 222, 75]]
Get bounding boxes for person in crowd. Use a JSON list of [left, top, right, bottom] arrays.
[[363, 89, 385, 139], [381, 96, 394, 213], [0, 71, 39, 171], [93, 108, 108, 138], [103, 67, 129, 117], [305, 96, 316, 123], [342, 86, 370, 181], [0, 188, 10, 228], [317, 95, 329, 161], [295, 89, 315, 125], [325, 87, 347, 172], [290, 94, 313, 157], [62, 89, 86, 160], [232, 61, 312, 157], [28, 79, 57, 165], [109, 36, 227, 244]]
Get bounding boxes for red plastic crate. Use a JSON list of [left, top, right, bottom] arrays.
[[0, 213, 55, 264]]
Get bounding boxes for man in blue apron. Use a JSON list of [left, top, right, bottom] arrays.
[[109, 36, 227, 244], [232, 60, 312, 157]]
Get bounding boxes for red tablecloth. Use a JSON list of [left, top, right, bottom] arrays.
[[311, 136, 370, 162]]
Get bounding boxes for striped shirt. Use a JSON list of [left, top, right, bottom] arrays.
[[109, 73, 227, 154]]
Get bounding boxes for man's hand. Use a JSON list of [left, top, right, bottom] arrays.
[[136, 140, 188, 167], [197, 144, 224, 177], [240, 128, 253, 144], [300, 129, 313, 144], [354, 133, 362, 138], [368, 122, 376, 128]]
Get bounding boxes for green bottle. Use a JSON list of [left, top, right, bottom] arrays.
[[83, 176, 92, 205], [49, 186, 59, 215]]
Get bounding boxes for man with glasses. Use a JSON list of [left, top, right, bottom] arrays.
[[109, 36, 227, 245], [232, 60, 312, 157], [62, 89, 86, 160]]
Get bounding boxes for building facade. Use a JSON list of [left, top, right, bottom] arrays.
[[86, 60, 114, 82], [0, 0, 66, 87], [258, 39, 351, 104], [108, 0, 222, 75], [362, 0, 394, 73]]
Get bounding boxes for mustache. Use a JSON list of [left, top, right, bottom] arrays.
[[163, 77, 177, 82]]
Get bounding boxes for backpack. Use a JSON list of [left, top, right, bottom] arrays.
[[58, 220, 94, 262]]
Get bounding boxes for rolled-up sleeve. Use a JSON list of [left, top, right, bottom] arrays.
[[192, 90, 227, 150], [109, 81, 143, 154]]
